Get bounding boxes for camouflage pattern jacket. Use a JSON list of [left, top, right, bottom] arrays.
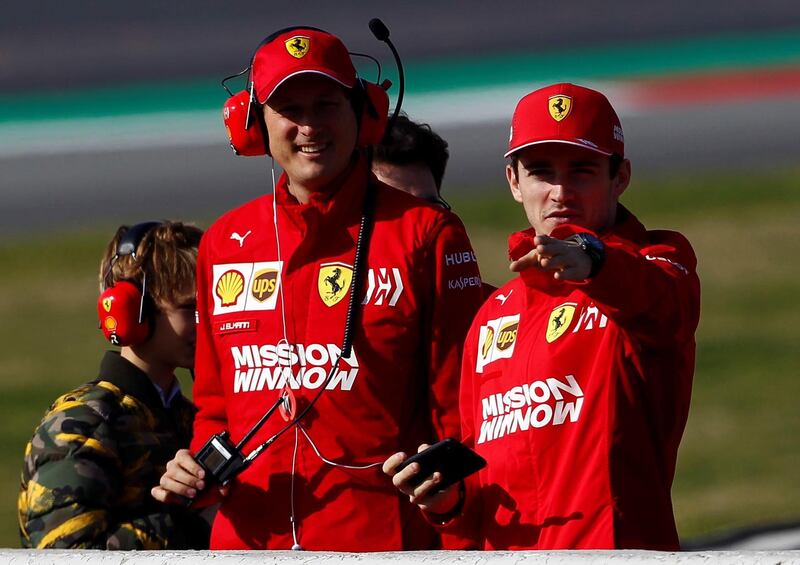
[[18, 351, 210, 549]]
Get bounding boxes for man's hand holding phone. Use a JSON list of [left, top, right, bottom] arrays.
[[382, 438, 485, 517]]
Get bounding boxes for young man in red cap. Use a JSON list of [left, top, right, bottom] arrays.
[[151, 28, 484, 550], [384, 83, 701, 550]]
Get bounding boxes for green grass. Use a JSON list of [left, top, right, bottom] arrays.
[[2, 167, 799, 547], [451, 167, 800, 541]]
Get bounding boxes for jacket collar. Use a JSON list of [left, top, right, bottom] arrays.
[[97, 351, 181, 410], [508, 204, 645, 292], [274, 152, 368, 231]]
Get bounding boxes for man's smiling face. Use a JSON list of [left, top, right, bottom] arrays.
[[264, 73, 358, 195]]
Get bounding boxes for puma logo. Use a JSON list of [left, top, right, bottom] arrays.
[[230, 230, 252, 248], [495, 290, 513, 305]]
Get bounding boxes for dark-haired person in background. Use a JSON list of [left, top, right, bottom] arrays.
[[373, 114, 496, 298], [19, 221, 209, 549], [372, 113, 450, 207], [385, 83, 700, 550]]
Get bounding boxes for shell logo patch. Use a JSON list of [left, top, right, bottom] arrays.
[[476, 314, 521, 373], [481, 327, 495, 359], [285, 36, 310, 58], [251, 269, 279, 303], [211, 262, 282, 315], [104, 316, 117, 331], [216, 270, 245, 307], [548, 95, 572, 122], [546, 302, 577, 343], [318, 262, 353, 307], [102, 297, 113, 312]]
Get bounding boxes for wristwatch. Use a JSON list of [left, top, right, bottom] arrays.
[[566, 233, 605, 278]]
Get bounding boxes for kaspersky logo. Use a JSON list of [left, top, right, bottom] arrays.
[[231, 343, 359, 393]]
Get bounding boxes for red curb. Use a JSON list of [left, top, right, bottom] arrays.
[[625, 64, 800, 108]]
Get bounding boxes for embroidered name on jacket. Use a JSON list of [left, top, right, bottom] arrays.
[[231, 343, 359, 392], [477, 374, 584, 444]]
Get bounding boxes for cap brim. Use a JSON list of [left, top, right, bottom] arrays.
[[260, 70, 353, 104], [504, 139, 613, 159]]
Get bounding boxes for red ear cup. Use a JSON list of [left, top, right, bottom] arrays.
[[357, 80, 390, 148], [223, 81, 388, 155], [223, 90, 268, 156], [97, 281, 150, 346]]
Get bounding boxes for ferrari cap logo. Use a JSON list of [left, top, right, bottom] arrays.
[[546, 302, 576, 343], [318, 262, 353, 307], [285, 36, 310, 58], [548, 95, 572, 122], [102, 297, 113, 312]]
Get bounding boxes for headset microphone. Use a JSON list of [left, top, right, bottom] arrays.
[[368, 18, 405, 142]]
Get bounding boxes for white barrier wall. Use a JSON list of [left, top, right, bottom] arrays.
[[0, 550, 798, 565]]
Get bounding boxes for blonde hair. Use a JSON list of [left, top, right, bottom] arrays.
[[99, 221, 203, 306]]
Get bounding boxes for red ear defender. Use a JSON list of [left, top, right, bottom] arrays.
[[97, 281, 150, 346], [223, 90, 268, 156], [357, 80, 390, 148]]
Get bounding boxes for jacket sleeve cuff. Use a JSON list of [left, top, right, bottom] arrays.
[[422, 480, 466, 526]]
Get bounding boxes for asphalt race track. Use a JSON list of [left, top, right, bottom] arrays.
[[1, 1, 799, 234]]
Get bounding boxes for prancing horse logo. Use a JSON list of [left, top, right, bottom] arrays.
[[317, 262, 353, 307], [285, 36, 310, 59], [546, 302, 577, 343], [548, 95, 572, 122]]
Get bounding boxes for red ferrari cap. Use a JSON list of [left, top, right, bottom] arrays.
[[252, 28, 357, 103], [505, 83, 624, 158]]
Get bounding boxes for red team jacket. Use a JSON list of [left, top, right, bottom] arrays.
[[442, 207, 700, 550], [191, 157, 484, 550]]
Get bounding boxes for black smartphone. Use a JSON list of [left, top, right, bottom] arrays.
[[395, 438, 486, 491]]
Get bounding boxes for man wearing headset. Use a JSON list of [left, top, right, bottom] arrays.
[[384, 83, 701, 550], [152, 28, 484, 550], [19, 222, 210, 549]]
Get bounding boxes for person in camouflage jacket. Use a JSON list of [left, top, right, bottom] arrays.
[[18, 221, 210, 549]]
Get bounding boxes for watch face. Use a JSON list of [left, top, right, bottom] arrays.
[[584, 234, 603, 253], [567, 233, 605, 277]]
